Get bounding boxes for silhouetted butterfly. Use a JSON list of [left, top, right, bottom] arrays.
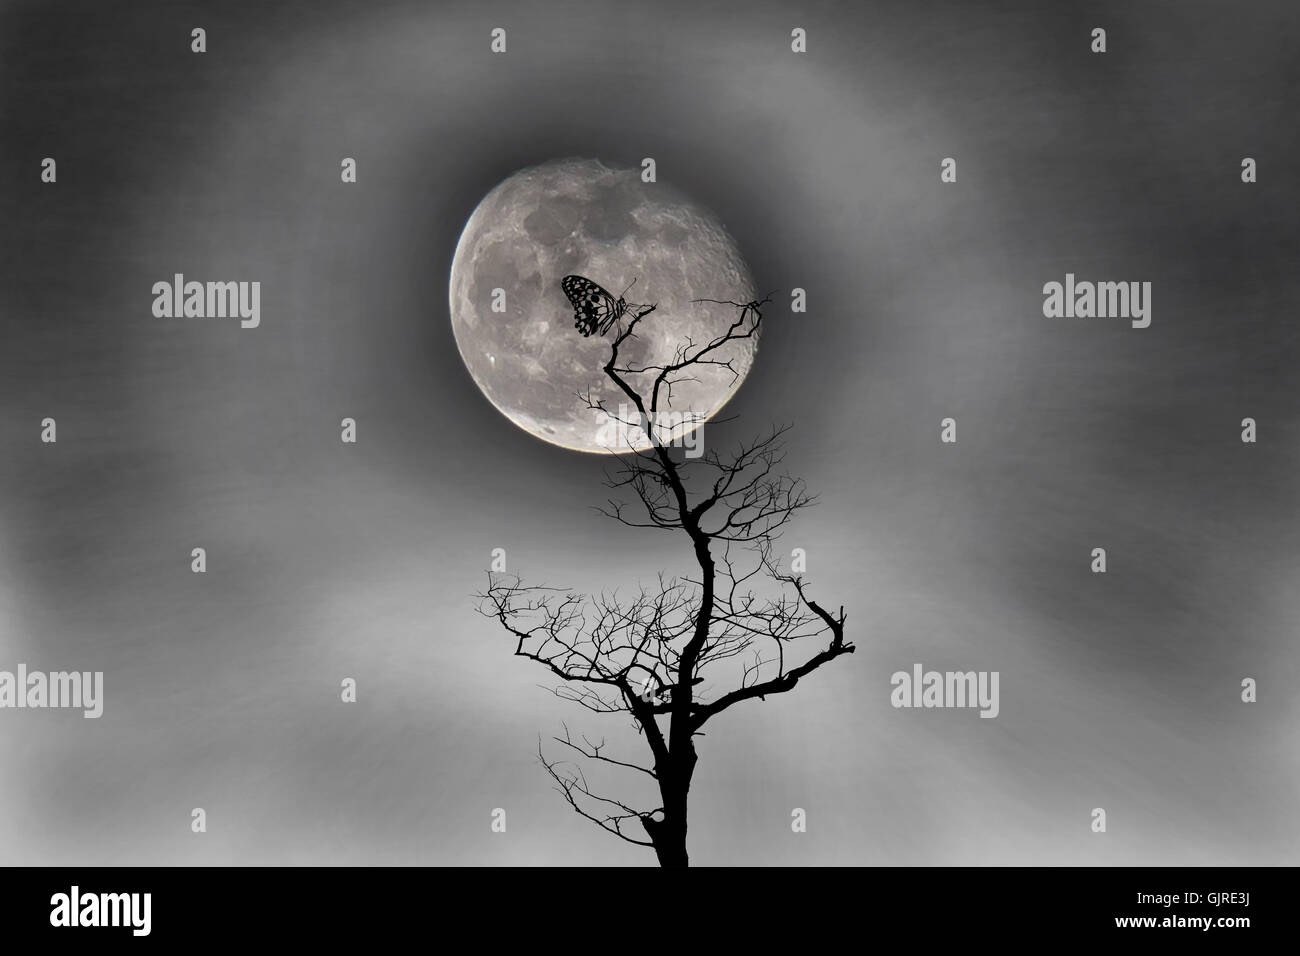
[[561, 274, 634, 337]]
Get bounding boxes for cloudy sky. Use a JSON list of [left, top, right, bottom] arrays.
[[0, 0, 1297, 865]]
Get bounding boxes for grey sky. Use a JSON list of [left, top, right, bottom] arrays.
[[0, 0, 1296, 865]]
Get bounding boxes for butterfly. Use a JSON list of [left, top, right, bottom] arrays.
[[561, 274, 635, 337]]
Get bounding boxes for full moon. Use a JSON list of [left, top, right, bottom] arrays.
[[448, 158, 758, 453]]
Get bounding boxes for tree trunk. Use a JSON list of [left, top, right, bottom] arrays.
[[645, 813, 689, 867], [644, 747, 696, 867]]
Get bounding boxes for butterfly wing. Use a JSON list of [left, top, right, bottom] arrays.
[[562, 275, 626, 337]]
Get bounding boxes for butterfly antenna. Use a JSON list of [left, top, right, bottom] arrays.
[[618, 276, 638, 300]]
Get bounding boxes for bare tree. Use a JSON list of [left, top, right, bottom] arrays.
[[479, 291, 854, 866]]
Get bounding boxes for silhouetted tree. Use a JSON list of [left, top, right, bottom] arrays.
[[480, 292, 854, 866]]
